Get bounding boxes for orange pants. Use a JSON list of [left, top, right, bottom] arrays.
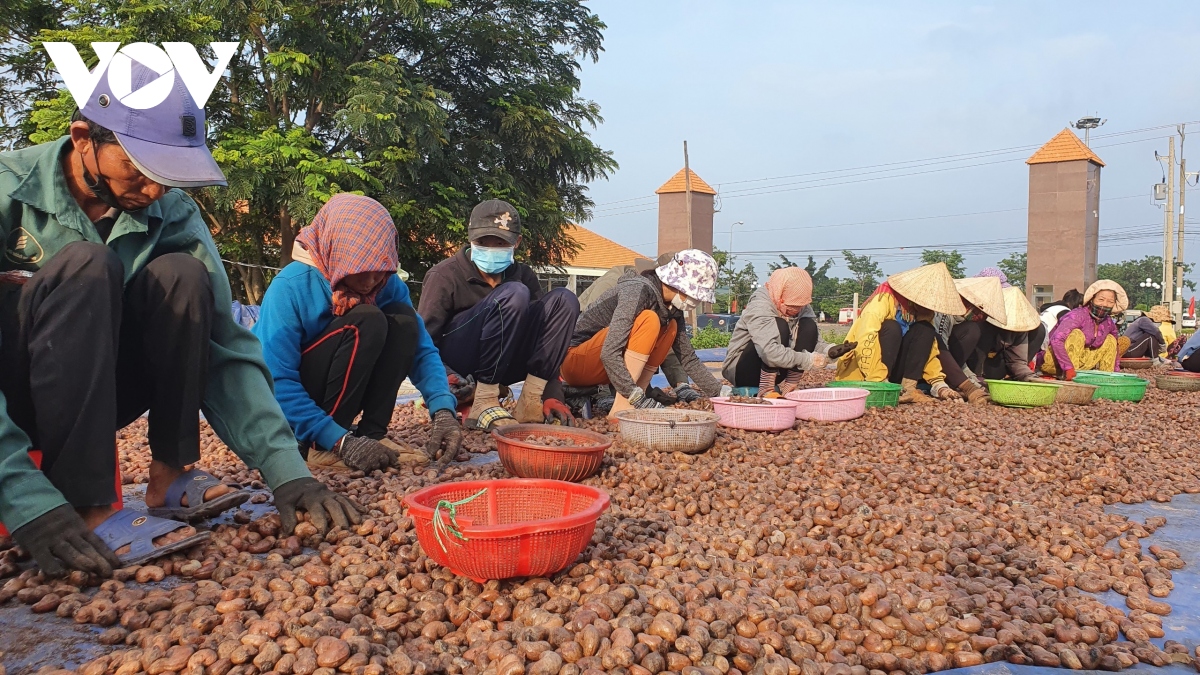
[[562, 310, 678, 386]]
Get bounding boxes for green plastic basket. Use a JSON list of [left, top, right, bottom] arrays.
[[985, 379, 1061, 408], [827, 380, 901, 408], [1073, 373, 1148, 402]]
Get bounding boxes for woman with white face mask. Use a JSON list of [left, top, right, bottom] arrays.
[[562, 249, 724, 418]]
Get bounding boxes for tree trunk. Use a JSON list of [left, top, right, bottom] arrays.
[[279, 204, 297, 268]]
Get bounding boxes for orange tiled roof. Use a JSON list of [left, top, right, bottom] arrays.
[[1027, 128, 1105, 166], [655, 168, 717, 195], [562, 223, 648, 270]]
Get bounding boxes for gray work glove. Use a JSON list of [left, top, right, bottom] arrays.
[[827, 341, 858, 360], [274, 477, 362, 537], [673, 384, 703, 403], [337, 434, 398, 472], [628, 386, 665, 409], [425, 409, 463, 465], [11, 504, 122, 578]]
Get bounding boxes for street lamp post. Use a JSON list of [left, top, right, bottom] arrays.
[[728, 221, 744, 256]]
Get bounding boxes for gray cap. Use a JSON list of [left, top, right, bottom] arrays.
[[468, 200, 521, 245]]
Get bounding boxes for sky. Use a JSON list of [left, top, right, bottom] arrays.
[[574, 1, 1200, 288]]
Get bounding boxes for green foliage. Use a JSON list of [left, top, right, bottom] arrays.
[[691, 326, 730, 350], [842, 250, 882, 295], [997, 251, 1027, 291], [767, 255, 798, 272], [1097, 256, 1195, 312], [712, 248, 758, 313], [4, 0, 614, 302], [919, 249, 965, 278]]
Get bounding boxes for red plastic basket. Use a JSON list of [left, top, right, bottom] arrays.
[[710, 397, 798, 432], [492, 424, 612, 482], [784, 387, 869, 422], [404, 479, 609, 582]]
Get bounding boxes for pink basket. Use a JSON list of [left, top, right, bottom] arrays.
[[710, 397, 798, 432], [784, 387, 869, 422]]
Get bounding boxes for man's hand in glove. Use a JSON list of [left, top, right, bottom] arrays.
[[673, 384, 703, 403], [337, 435, 397, 472], [646, 386, 678, 405], [11, 504, 122, 577], [628, 387, 665, 409], [447, 372, 476, 405], [425, 409, 463, 465], [827, 341, 858, 360], [931, 382, 962, 401], [543, 399, 574, 426], [275, 477, 362, 537]]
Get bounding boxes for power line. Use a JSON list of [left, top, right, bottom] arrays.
[[589, 120, 1200, 210]]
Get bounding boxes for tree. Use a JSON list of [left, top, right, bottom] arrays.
[[767, 255, 798, 272], [919, 249, 965, 278], [10, 0, 615, 302], [712, 248, 758, 313], [842, 250, 883, 295], [997, 252, 1027, 291], [1097, 256, 1195, 312]]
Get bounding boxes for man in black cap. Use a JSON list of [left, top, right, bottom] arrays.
[[418, 200, 579, 430]]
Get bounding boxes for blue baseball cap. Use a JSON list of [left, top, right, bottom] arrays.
[[79, 57, 226, 188]]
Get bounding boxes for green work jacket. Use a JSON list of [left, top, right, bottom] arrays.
[[0, 137, 311, 532]]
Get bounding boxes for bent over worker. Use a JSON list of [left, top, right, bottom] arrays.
[[834, 263, 967, 403], [577, 252, 692, 405], [253, 195, 462, 472], [722, 266, 827, 396], [418, 200, 578, 430], [0, 62, 357, 576], [562, 250, 723, 417]]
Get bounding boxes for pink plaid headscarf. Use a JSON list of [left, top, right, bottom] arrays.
[[295, 194, 398, 316]]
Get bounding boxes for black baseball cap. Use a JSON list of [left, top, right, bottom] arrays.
[[468, 200, 521, 246]]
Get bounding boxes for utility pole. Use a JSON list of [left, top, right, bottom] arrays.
[[684, 141, 699, 329], [1177, 125, 1188, 329], [1164, 136, 1176, 305]]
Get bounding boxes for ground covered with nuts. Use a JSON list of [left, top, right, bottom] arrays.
[[3, 367, 1200, 675]]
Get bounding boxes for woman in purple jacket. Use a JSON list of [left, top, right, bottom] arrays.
[[1036, 280, 1130, 380]]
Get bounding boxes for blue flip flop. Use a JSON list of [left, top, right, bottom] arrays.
[[147, 468, 249, 521], [94, 509, 211, 567]]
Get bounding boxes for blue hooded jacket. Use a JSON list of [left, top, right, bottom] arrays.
[[253, 262, 455, 450]]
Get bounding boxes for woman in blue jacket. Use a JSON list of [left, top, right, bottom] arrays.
[[253, 195, 462, 471]]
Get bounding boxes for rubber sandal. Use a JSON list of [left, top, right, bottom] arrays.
[[147, 468, 249, 521], [464, 406, 516, 431], [94, 509, 211, 567]]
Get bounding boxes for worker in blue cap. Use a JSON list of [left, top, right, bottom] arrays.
[[0, 59, 359, 576]]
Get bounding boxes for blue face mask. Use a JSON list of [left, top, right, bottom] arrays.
[[471, 244, 515, 274]]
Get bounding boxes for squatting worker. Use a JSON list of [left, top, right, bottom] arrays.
[[577, 251, 693, 406], [722, 266, 828, 396], [1036, 280, 1130, 380], [834, 263, 967, 404], [1122, 305, 1171, 359], [253, 195, 462, 472], [0, 61, 358, 577], [418, 200, 578, 431], [562, 249, 723, 417]]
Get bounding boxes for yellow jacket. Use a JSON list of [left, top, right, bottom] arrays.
[[835, 291, 945, 384], [1160, 322, 1177, 358]]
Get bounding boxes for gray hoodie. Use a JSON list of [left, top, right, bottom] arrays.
[[722, 286, 819, 381]]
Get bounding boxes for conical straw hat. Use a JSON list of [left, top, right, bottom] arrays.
[[953, 276, 1007, 325], [887, 263, 966, 315], [987, 286, 1042, 332]]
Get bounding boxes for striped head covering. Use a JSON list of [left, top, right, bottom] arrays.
[[295, 194, 398, 316], [976, 267, 1012, 288], [765, 267, 813, 316]]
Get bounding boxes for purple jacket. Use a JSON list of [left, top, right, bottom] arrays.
[[1046, 306, 1120, 372]]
